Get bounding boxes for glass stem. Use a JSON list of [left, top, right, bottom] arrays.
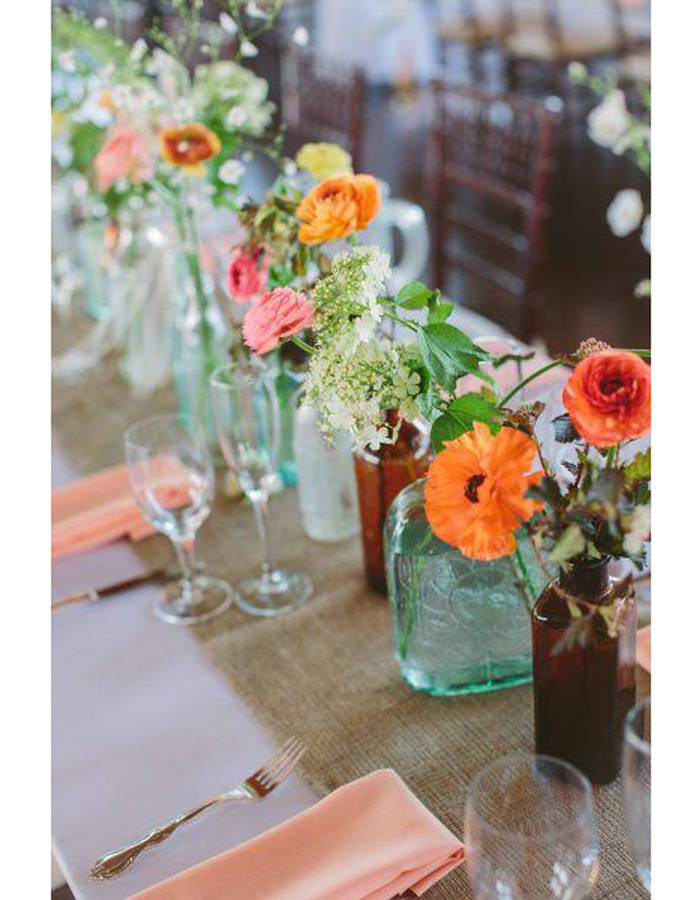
[[252, 494, 273, 583], [172, 537, 198, 606]]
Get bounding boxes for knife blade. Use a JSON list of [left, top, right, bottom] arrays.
[[52, 567, 173, 611]]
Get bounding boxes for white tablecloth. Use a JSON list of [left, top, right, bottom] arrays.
[[51, 452, 317, 900]]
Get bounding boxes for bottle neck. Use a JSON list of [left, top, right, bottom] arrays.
[[558, 558, 610, 602]]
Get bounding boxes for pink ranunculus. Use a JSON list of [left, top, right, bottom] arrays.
[[227, 247, 269, 303], [94, 129, 155, 193], [243, 287, 314, 355]]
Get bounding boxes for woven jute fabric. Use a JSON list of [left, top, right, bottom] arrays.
[[52, 344, 648, 899]]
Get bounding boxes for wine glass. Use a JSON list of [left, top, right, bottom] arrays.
[[622, 697, 651, 892], [124, 413, 233, 625], [464, 753, 599, 899], [209, 360, 313, 616]]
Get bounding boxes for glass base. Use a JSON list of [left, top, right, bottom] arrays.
[[156, 575, 234, 625], [399, 659, 533, 697], [235, 569, 312, 618]]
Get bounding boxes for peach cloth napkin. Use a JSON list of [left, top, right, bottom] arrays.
[[130, 769, 465, 900], [636, 625, 651, 673], [52, 464, 154, 560]]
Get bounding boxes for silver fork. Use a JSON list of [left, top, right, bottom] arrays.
[[89, 736, 306, 880]]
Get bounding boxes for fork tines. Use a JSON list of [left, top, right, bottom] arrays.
[[247, 736, 306, 795]]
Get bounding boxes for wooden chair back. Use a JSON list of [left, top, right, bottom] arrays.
[[431, 81, 561, 341], [281, 46, 366, 170]]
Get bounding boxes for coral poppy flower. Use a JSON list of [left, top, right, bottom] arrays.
[[159, 122, 221, 175], [296, 173, 381, 244], [227, 247, 268, 304], [94, 129, 155, 193], [242, 287, 315, 354], [563, 349, 650, 447], [425, 423, 543, 561]]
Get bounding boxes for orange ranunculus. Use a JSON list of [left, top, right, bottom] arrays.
[[425, 422, 543, 561], [563, 349, 650, 447], [296, 173, 381, 244], [159, 122, 221, 175]]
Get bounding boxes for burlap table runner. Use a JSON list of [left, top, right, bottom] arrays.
[[52, 339, 648, 899]]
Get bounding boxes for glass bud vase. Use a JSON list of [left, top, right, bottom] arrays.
[[172, 246, 229, 452], [353, 414, 431, 593], [532, 558, 637, 784], [386, 478, 549, 696], [294, 404, 359, 542], [268, 350, 305, 487]]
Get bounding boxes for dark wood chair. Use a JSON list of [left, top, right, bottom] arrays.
[[280, 46, 366, 170], [430, 82, 561, 342], [501, 0, 628, 94]]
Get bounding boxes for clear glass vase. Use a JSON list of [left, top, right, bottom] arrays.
[[171, 199, 230, 451], [385, 478, 549, 696]]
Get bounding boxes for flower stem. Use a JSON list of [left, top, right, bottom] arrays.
[[498, 359, 567, 408], [290, 334, 314, 354]]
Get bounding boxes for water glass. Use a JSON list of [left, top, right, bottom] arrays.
[[622, 697, 651, 892], [210, 360, 312, 616], [465, 753, 599, 899], [124, 413, 233, 624]]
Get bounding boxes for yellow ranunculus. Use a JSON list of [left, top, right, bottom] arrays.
[[295, 143, 353, 181]]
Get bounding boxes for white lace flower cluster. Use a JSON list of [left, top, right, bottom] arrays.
[[312, 246, 390, 346], [305, 246, 421, 450], [192, 60, 273, 136]]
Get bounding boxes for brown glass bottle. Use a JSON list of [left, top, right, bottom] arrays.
[[531, 558, 637, 784], [353, 413, 431, 593]]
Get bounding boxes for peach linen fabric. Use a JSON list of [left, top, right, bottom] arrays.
[[636, 625, 651, 673], [52, 464, 154, 560], [130, 769, 465, 900]]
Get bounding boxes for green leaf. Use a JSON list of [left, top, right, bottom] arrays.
[[395, 281, 434, 309], [430, 393, 504, 451], [427, 299, 453, 324], [624, 448, 651, 485], [552, 413, 581, 444], [418, 323, 490, 391], [587, 470, 623, 509], [526, 476, 563, 509], [549, 524, 586, 564]]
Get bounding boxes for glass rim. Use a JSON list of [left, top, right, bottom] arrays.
[[625, 696, 651, 757], [209, 358, 268, 389], [123, 412, 203, 449], [465, 752, 595, 842]]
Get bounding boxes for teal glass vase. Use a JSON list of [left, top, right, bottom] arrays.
[[385, 477, 549, 696]]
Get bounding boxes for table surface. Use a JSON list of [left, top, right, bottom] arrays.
[[51, 304, 647, 899]]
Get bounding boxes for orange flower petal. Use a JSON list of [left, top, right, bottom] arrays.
[[425, 423, 542, 561]]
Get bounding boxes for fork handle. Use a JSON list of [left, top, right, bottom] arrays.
[[90, 790, 249, 880]]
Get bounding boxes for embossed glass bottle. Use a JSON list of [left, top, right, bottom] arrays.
[[385, 478, 549, 696]]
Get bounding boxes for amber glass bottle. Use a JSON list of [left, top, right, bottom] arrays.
[[531, 558, 637, 784], [353, 413, 431, 593]]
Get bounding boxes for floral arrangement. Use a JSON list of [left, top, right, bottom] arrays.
[[569, 63, 651, 298], [235, 195, 651, 623]]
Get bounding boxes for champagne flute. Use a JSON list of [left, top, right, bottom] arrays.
[[124, 413, 233, 625], [622, 697, 651, 892], [464, 753, 599, 899], [210, 360, 313, 616]]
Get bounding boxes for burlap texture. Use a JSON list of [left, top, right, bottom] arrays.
[[52, 345, 647, 899]]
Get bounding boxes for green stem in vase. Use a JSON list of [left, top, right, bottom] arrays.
[[398, 555, 425, 661], [512, 543, 537, 611]]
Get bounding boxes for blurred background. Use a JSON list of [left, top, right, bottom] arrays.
[[54, 0, 650, 354]]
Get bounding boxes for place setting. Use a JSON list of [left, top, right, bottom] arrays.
[[50, 2, 653, 898]]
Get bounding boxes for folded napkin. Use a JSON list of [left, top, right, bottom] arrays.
[[130, 769, 465, 900], [636, 625, 651, 673], [52, 464, 155, 560]]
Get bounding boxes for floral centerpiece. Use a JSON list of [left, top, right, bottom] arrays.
[[569, 63, 651, 299], [236, 223, 651, 756], [52, 2, 288, 423]]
